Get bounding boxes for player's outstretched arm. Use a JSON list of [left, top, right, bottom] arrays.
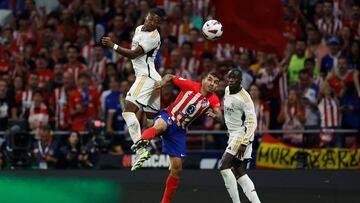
[[161, 74, 175, 86], [206, 108, 223, 123], [101, 37, 144, 59]]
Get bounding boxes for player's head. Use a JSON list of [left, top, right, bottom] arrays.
[[144, 8, 166, 31], [202, 72, 221, 94], [226, 69, 242, 90]]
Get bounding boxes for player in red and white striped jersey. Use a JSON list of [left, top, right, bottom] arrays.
[[132, 72, 223, 202]]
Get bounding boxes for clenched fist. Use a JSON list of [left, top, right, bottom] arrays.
[[101, 37, 115, 48]]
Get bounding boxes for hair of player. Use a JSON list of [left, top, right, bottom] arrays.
[[207, 71, 222, 80], [149, 8, 166, 20]]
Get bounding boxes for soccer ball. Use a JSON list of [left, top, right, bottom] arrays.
[[202, 19, 223, 41]]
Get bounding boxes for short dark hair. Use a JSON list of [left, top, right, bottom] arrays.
[[33, 90, 43, 97], [67, 45, 80, 53], [78, 72, 91, 80], [207, 71, 222, 80], [299, 69, 310, 76], [149, 8, 166, 20], [182, 41, 193, 48], [304, 57, 315, 64]]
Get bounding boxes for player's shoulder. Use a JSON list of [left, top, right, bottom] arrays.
[[237, 88, 252, 103], [135, 25, 143, 33], [150, 29, 160, 40]]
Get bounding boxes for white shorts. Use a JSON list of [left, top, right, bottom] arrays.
[[126, 76, 160, 113], [225, 132, 253, 161]]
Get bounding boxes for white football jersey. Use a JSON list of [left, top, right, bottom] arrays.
[[131, 25, 162, 81], [223, 86, 257, 142]]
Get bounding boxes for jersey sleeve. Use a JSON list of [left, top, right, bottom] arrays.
[[209, 94, 221, 109], [241, 100, 258, 145], [172, 76, 197, 90], [138, 32, 159, 53]]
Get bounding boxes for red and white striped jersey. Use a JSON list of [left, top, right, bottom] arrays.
[[50, 86, 70, 130], [64, 62, 87, 83], [81, 40, 95, 63], [181, 57, 200, 78], [89, 57, 109, 83], [318, 96, 340, 128], [28, 103, 49, 129], [166, 76, 220, 128], [316, 17, 343, 36], [170, 22, 193, 45], [16, 89, 34, 118]]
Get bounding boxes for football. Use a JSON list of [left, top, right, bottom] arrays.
[[202, 19, 223, 41]]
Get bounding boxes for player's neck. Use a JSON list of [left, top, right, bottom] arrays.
[[229, 86, 242, 94], [200, 87, 211, 97]]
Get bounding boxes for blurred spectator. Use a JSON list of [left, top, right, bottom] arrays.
[[15, 72, 39, 118], [78, 0, 96, 31], [343, 4, 360, 41], [36, 25, 58, 55], [102, 62, 117, 90], [288, 40, 307, 86], [318, 82, 341, 147], [304, 57, 323, 87], [28, 90, 49, 139], [326, 57, 354, 97], [32, 126, 59, 169], [339, 26, 352, 52], [278, 90, 306, 146], [68, 72, 99, 131], [236, 52, 254, 90], [291, 69, 319, 99], [339, 81, 359, 142], [249, 52, 266, 74], [304, 26, 328, 71], [76, 25, 94, 63], [136, 0, 150, 26], [316, 0, 343, 38], [34, 55, 55, 89], [347, 40, 360, 70], [321, 36, 345, 77], [0, 80, 16, 131], [64, 45, 88, 83], [89, 45, 109, 90], [59, 131, 81, 169], [49, 72, 74, 130], [249, 84, 270, 131], [110, 13, 131, 44], [256, 57, 285, 129], [14, 13, 35, 49], [302, 88, 320, 148], [101, 76, 126, 134], [183, 0, 203, 30], [59, 9, 79, 42], [181, 41, 200, 79], [284, 5, 303, 42]]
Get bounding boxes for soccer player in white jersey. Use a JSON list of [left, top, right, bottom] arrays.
[[220, 69, 261, 203], [101, 8, 165, 171]]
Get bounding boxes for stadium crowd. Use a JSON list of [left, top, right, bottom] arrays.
[[0, 0, 359, 169]]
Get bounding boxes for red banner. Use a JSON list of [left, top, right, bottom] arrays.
[[215, 0, 287, 56]]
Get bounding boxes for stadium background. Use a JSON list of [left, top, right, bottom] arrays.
[[0, 0, 359, 202]]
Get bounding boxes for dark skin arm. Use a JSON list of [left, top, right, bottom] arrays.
[[101, 37, 144, 59]]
